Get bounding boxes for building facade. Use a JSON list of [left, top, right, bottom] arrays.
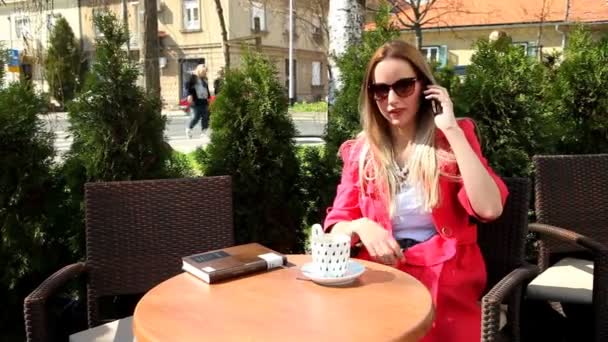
[[367, 0, 608, 73], [1, 0, 328, 106], [0, 0, 82, 86]]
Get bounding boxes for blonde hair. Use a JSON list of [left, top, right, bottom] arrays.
[[358, 40, 453, 214], [195, 64, 207, 78]]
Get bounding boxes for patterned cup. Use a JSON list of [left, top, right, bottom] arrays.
[[310, 232, 351, 278]]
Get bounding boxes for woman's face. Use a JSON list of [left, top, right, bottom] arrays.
[[371, 58, 423, 129]]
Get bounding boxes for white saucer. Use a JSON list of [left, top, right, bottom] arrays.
[[300, 260, 366, 286]]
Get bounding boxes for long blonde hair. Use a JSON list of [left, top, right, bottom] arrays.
[[358, 40, 450, 214]]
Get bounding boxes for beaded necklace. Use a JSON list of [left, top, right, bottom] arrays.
[[394, 161, 409, 185]]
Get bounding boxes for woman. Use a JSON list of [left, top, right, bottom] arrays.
[[185, 64, 210, 138], [324, 40, 508, 341]]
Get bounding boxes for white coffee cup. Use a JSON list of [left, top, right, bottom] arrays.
[[310, 224, 351, 278]]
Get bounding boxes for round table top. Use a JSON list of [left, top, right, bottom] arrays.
[[133, 254, 434, 342]]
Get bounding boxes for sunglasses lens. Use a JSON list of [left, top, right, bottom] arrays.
[[371, 84, 390, 100], [393, 78, 416, 97]]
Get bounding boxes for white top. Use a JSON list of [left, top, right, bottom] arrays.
[[391, 182, 437, 242]]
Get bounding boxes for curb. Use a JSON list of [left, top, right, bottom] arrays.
[[42, 110, 327, 122]]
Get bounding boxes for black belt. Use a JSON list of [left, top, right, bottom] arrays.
[[396, 238, 421, 250], [350, 238, 421, 257]]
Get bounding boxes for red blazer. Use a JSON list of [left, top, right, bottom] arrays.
[[324, 118, 508, 248], [324, 119, 509, 341]]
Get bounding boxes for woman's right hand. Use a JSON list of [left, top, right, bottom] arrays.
[[352, 218, 405, 266]]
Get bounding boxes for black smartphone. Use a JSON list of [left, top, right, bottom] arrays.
[[430, 99, 442, 115]]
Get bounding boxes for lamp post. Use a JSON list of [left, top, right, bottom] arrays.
[[122, 0, 130, 55]]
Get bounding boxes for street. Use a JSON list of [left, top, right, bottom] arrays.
[[43, 111, 327, 155]]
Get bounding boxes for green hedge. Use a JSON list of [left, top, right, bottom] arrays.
[[455, 37, 551, 177], [546, 26, 608, 154], [196, 52, 304, 252], [0, 81, 74, 339], [45, 16, 85, 107]]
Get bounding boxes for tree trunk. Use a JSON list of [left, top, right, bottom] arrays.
[[536, 0, 548, 62], [213, 0, 230, 68], [414, 24, 423, 50], [143, 0, 161, 98], [328, 0, 365, 104]]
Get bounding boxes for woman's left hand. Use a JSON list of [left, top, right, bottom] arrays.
[[424, 85, 458, 132]]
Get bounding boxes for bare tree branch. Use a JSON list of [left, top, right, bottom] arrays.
[[213, 0, 230, 68], [417, 0, 440, 22], [411, 2, 422, 19], [264, 0, 330, 47], [419, 8, 472, 26], [385, 0, 471, 48], [390, 1, 417, 27]]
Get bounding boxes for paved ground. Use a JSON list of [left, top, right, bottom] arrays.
[[43, 110, 327, 155]]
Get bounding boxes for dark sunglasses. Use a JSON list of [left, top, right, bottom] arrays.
[[368, 77, 418, 101]]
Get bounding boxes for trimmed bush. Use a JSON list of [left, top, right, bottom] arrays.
[[431, 62, 461, 102], [0, 44, 7, 88], [456, 37, 550, 177], [0, 81, 73, 339], [196, 52, 304, 252], [65, 11, 171, 182], [547, 27, 608, 154], [63, 11, 176, 255], [297, 145, 335, 225], [290, 101, 328, 113], [45, 16, 85, 107], [168, 151, 198, 178]]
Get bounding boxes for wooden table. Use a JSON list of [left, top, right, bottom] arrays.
[[133, 254, 434, 342]]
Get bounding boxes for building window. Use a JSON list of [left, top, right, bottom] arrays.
[[310, 16, 323, 43], [15, 17, 31, 39], [513, 42, 528, 54], [183, 0, 201, 31], [421, 46, 440, 63], [421, 45, 448, 67], [312, 61, 322, 86], [47, 14, 57, 32], [251, 1, 266, 32], [284, 12, 297, 34], [130, 2, 143, 47], [512, 42, 539, 56], [283, 9, 298, 39], [312, 16, 322, 35], [92, 8, 104, 36]]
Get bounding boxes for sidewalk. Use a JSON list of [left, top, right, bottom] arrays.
[[166, 109, 326, 122], [44, 110, 327, 122]]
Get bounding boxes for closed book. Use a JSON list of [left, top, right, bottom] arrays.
[[181, 243, 287, 284]]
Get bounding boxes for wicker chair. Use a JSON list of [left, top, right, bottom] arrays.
[[478, 177, 539, 342], [23, 176, 235, 342], [525, 154, 608, 342]]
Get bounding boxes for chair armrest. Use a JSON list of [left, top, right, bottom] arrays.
[[481, 264, 539, 342], [530, 223, 608, 342], [529, 223, 608, 255], [24, 262, 87, 342]]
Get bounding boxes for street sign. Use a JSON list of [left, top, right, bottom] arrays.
[[8, 49, 19, 73]]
